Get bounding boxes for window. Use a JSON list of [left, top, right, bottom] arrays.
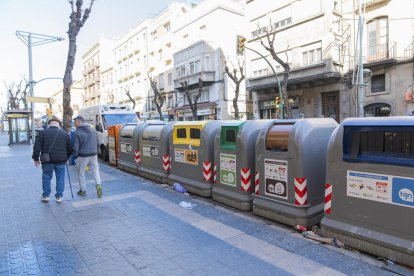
[[164, 22, 170, 32], [176, 66, 186, 78], [190, 128, 201, 139], [177, 128, 186, 138], [195, 60, 201, 73], [205, 56, 210, 71], [168, 73, 173, 85], [168, 95, 173, 108], [158, 73, 164, 90], [367, 17, 389, 61], [302, 48, 322, 66], [364, 103, 391, 117], [371, 74, 385, 93], [190, 62, 195, 75]]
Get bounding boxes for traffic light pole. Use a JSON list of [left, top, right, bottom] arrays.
[[245, 46, 284, 119]]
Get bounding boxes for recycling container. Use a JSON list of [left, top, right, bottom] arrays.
[[253, 118, 338, 227], [137, 121, 174, 183], [117, 123, 141, 174], [168, 121, 224, 197], [321, 117, 414, 268], [108, 124, 122, 166], [212, 120, 270, 211]]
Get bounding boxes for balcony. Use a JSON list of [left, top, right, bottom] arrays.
[[364, 42, 397, 64], [404, 40, 414, 58], [94, 75, 100, 83], [82, 61, 99, 76], [174, 71, 216, 91]]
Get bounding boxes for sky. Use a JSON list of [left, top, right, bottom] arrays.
[[0, 0, 188, 106]]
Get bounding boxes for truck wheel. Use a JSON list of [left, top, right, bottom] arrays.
[[101, 145, 109, 162]]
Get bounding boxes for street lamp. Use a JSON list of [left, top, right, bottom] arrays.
[[16, 31, 64, 144]]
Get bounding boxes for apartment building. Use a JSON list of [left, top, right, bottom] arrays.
[[81, 39, 113, 107], [355, 0, 414, 116], [113, 3, 189, 119], [171, 0, 246, 121], [246, 0, 353, 121], [51, 79, 84, 118]]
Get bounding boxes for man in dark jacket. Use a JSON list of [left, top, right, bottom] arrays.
[[32, 117, 72, 203], [73, 116, 103, 198]]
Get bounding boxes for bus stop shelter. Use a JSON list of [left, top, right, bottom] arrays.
[[6, 109, 31, 146]]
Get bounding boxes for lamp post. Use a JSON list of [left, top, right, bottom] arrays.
[[16, 31, 64, 144]]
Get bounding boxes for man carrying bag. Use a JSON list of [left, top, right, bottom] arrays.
[[32, 118, 72, 203]]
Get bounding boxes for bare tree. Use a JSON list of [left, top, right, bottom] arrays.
[[148, 74, 165, 120], [224, 58, 245, 119], [180, 78, 203, 121], [124, 86, 136, 110], [3, 79, 29, 110], [62, 0, 95, 131], [257, 21, 291, 118]]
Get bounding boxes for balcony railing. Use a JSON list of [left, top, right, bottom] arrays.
[[404, 40, 414, 58], [365, 42, 396, 63], [173, 71, 216, 89]]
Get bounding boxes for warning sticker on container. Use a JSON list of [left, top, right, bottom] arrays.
[[264, 159, 288, 199], [174, 148, 198, 165], [120, 143, 133, 154], [142, 145, 159, 158], [220, 153, 237, 187], [347, 170, 414, 208]]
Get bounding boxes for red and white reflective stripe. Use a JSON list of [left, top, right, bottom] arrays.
[[136, 150, 141, 164], [241, 168, 251, 191], [324, 183, 332, 214], [254, 171, 260, 195], [162, 155, 170, 171], [213, 164, 217, 184], [294, 177, 308, 206], [203, 161, 212, 181]]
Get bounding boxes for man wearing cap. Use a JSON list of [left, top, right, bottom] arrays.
[[32, 118, 72, 203], [72, 116, 103, 198]]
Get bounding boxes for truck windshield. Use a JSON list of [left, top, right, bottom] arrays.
[[102, 114, 138, 129]]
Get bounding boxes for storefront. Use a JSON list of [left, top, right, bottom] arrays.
[[174, 102, 217, 121], [259, 99, 277, 119]]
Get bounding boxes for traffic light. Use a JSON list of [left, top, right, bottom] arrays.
[[46, 108, 53, 119], [276, 96, 281, 107], [237, 35, 246, 55]]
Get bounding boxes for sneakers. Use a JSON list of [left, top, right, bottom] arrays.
[[96, 184, 103, 198], [77, 189, 86, 196], [56, 196, 63, 203], [41, 196, 50, 202]]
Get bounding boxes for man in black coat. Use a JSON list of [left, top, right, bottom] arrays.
[[32, 118, 72, 203]]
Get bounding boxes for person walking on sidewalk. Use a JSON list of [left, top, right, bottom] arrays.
[[72, 116, 103, 198], [32, 118, 72, 203]]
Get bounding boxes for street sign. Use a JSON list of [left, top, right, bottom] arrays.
[[26, 96, 54, 104]]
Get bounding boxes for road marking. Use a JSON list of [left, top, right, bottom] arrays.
[[73, 190, 345, 275]]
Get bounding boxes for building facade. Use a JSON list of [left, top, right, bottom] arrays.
[[81, 39, 113, 107], [246, 0, 353, 122], [172, 0, 246, 121], [51, 79, 84, 119], [355, 0, 414, 117]]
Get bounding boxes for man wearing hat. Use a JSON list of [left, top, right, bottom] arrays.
[[32, 117, 72, 203]]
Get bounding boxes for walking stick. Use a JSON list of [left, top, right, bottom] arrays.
[[66, 162, 74, 199]]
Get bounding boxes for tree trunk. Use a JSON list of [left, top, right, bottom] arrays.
[[62, 37, 77, 131], [233, 83, 240, 119]]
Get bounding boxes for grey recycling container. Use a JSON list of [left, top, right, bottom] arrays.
[[137, 121, 174, 184], [168, 121, 225, 197], [253, 118, 338, 227], [117, 123, 141, 174], [321, 117, 414, 268], [212, 120, 270, 211]]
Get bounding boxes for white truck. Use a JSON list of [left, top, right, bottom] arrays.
[[78, 104, 139, 160]]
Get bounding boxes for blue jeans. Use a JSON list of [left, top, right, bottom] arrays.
[[42, 163, 65, 197]]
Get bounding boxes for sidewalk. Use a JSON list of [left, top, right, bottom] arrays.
[[0, 133, 410, 275]]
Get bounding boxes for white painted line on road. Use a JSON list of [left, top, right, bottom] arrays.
[[72, 190, 345, 275]]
